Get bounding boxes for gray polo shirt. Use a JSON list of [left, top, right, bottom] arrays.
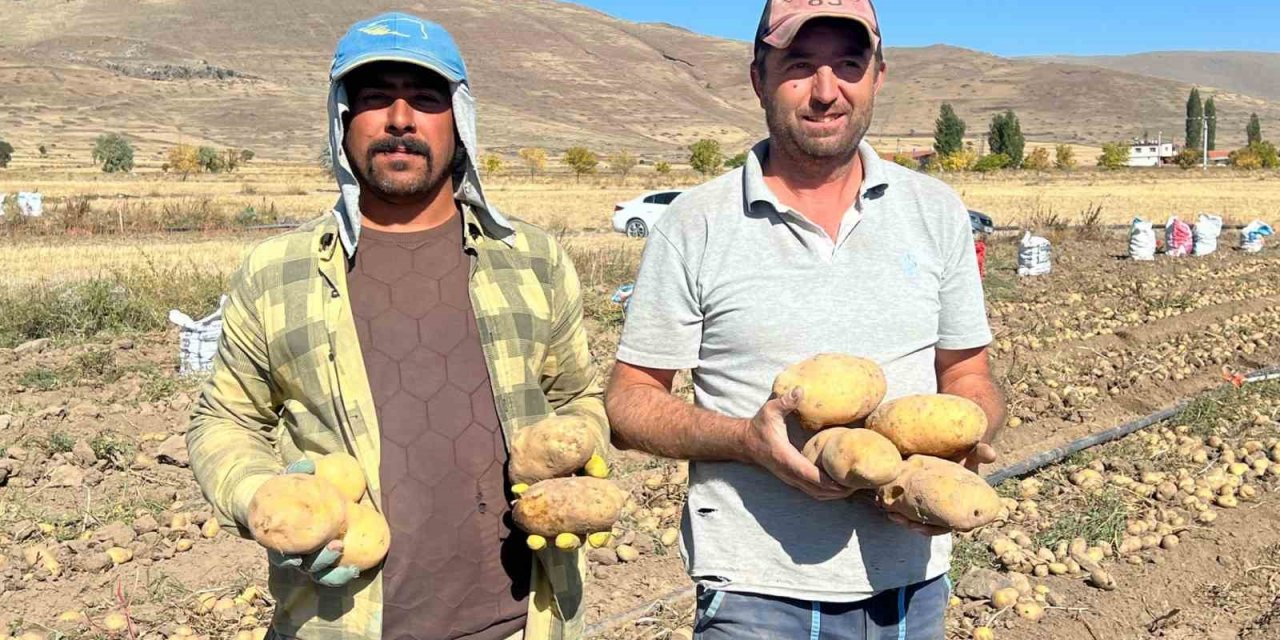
[[616, 140, 992, 602]]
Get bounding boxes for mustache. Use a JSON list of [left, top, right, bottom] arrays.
[[367, 136, 434, 158]]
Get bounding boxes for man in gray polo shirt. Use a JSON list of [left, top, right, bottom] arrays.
[[605, 1, 1006, 638]]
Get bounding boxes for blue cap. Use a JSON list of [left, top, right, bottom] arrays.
[[330, 12, 467, 84]]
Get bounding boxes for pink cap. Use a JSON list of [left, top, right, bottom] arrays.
[[756, 0, 881, 50]]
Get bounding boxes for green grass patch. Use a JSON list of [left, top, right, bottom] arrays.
[[1032, 487, 1130, 551], [90, 431, 134, 469], [950, 535, 998, 583], [45, 431, 75, 454], [18, 366, 61, 391], [0, 257, 227, 348]]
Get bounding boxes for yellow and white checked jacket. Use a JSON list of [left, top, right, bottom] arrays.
[[187, 208, 607, 640]]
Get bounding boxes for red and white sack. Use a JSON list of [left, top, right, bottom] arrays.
[[1165, 217, 1193, 257]]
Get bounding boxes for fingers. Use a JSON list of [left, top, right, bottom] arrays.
[[584, 454, 609, 479], [305, 540, 345, 573], [266, 550, 301, 570], [772, 386, 802, 416], [284, 459, 316, 475], [313, 564, 361, 588], [974, 443, 998, 464]]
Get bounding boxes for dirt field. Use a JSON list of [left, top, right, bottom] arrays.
[[1, 166, 1280, 640]]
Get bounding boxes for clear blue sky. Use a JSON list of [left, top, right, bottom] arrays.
[[565, 0, 1280, 56]]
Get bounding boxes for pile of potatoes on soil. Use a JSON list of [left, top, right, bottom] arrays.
[[1001, 306, 1280, 428], [945, 381, 1280, 639]]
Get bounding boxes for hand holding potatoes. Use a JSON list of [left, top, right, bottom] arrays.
[[508, 416, 617, 550], [248, 453, 389, 587]]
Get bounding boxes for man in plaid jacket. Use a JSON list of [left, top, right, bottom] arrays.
[[187, 12, 607, 640]]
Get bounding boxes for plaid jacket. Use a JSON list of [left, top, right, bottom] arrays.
[[187, 208, 607, 640]]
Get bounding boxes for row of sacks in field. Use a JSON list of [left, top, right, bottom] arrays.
[[0, 192, 44, 217], [1129, 215, 1273, 260]]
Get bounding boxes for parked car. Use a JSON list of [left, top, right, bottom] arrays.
[[968, 209, 994, 235], [612, 190, 682, 238]]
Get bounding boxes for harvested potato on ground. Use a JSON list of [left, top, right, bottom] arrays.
[[508, 416, 599, 485], [772, 354, 887, 431], [802, 428, 902, 490], [867, 394, 987, 459], [314, 452, 367, 503], [248, 475, 348, 555], [339, 502, 391, 571], [876, 456, 1001, 532], [513, 477, 626, 537]]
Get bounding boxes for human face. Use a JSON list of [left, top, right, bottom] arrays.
[[343, 62, 456, 202], [752, 18, 886, 163]]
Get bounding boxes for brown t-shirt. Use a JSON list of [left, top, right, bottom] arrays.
[[348, 216, 531, 640]]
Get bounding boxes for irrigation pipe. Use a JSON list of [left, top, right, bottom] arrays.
[[985, 364, 1280, 486], [583, 364, 1280, 637]]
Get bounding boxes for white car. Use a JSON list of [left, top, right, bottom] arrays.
[[611, 190, 682, 238]]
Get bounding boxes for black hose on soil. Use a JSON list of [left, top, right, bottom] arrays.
[[984, 365, 1280, 487]]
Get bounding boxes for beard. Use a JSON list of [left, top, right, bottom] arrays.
[[354, 135, 449, 200], [765, 98, 874, 164]]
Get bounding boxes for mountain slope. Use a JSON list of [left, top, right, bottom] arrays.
[[0, 1, 1277, 161]]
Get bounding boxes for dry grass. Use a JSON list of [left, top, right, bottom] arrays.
[[3, 160, 1277, 289]]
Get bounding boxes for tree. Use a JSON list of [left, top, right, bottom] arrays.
[[1204, 96, 1217, 151], [1023, 147, 1051, 171], [1231, 141, 1278, 169], [481, 153, 504, 177], [972, 153, 1010, 173], [240, 149, 255, 163], [726, 152, 749, 169], [940, 149, 977, 171], [1054, 144, 1076, 170], [518, 147, 547, 179], [0, 139, 12, 168], [608, 151, 638, 180], [197, 146, 222, 173], [222, 148, 243, 173], [167, 144, 201, 180], [688, 139, 724, 177], [933, 103, 965, 156], [986, 110, 1025, 168], [563, 146, 598, 181], [37, 144, 47, 157], [1175, 147, 1201, 169], [1247, 113, 1262, 145], [1097, 142, 1129, 170], [1185, 87, 1203, 151], [92, 133, 134, 173], [654, 161, 672, 176]]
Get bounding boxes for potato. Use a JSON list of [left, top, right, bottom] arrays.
[[508, 416, 599, 485], [802, 428, 902, 490], [513, 477, 626, 537], [314, 452, 367, 503], [338, 502, 391, 571], [876, 456, 1001, 532], [867, 394, 987, 459], [248, 475, 348, 555], [772, 354, 887, 431]]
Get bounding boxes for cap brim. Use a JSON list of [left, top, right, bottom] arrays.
[[331, 53, 462, 84], [762, 13, 879, 50]]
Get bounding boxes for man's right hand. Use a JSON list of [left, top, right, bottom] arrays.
[[255, 459, 360, 588], [740, 388, 856, 501]]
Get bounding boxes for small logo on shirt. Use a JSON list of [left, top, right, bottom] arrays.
[[900, 252, 920, 278]]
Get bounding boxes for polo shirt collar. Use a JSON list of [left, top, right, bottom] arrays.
[[744, 138, 890, 212]]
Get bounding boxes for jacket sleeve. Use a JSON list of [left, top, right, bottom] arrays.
[[186, 264, 284, 536], [540, 238, 609, 456]]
